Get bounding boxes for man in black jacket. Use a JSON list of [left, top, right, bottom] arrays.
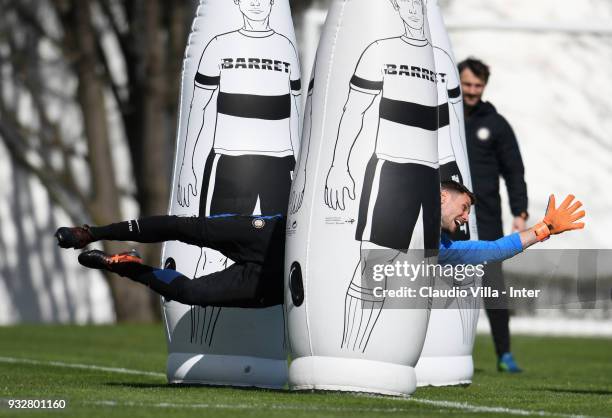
[[459, 57, 528, 373]]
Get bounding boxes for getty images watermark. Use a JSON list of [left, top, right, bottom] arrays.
[[372, 260, 540, 299], [355, 249, 612, 310]]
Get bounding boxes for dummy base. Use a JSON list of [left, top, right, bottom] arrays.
[[289, 356, 416, 396], [415, 355, 473, 387], [167, 352, 287, 389]]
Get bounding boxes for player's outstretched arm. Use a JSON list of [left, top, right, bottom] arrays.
[[324, 89, 376, 210], [177, 87, 215, 207], [440, 194, 585, 266], [519, 194, 585, 249]]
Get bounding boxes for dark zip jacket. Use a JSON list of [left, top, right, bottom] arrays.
[[465, 101, 528, 240]]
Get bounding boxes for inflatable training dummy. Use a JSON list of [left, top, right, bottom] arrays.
[[285, 0, 440, 396], [415, 0, 480, 387], [161, 0, 301, 388]]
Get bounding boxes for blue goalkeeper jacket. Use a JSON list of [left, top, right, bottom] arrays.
[[438, 232, 523, 266]]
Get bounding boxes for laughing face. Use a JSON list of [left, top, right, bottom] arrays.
[[235, 0, 274, 22], [460, 67, 487, 107], [440, 190, 472, 234]]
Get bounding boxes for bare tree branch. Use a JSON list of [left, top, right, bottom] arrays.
[[0, 116, 89, 223], [0, 0, 193, 321]]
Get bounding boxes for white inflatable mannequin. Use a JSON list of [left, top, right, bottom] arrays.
[[161, 0, 301, 388], [415, 0, 480, 387], [286, 0, 439, 396]]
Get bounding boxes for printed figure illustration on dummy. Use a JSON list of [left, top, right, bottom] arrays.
[[414, 0, 480, 388], [176, 0, 301, 345], [435, 51, 463, 185], [433, 46, 472, 241], [289, 68, 315, 215], [323, 0, 440, 352], [430, 0, 477, 341]]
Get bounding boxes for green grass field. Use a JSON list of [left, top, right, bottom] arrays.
[[0, 324, 610, 417]]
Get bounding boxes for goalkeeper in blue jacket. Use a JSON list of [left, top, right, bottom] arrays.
[[54, 181, 585, 331]]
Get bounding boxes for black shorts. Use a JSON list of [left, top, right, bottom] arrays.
[[355, 156, 441, 251], [199, 151, 295, 217]]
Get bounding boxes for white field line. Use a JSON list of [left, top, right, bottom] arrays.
[[0, 356, 598, 418], [404, 398, 593, 418], [359, 394, 596, 418], [0, 356, 165, 378], [88, 399, 596, 418]]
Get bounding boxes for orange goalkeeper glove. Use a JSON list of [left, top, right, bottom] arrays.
[[534, 194, 586, 242]]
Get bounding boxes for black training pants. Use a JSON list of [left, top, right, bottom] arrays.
[[482, 262, 510, 357], [92, 215, 285, 308]]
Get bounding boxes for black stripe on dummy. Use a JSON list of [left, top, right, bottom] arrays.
[[308, 78, 314, 93], [198, 151, 217, 217], [290, 79, 301, 92], [448, 86, 461, 99], [195, 73, 220, 87], [217, 92, 290, 120], [438, 102, 450, 128], [355, 155, 379, 242], [379, 97, 438, 131], [350, 75, 383, 92]]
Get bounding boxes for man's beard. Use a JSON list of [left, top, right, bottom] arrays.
[[463, 97, 481, 115]]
